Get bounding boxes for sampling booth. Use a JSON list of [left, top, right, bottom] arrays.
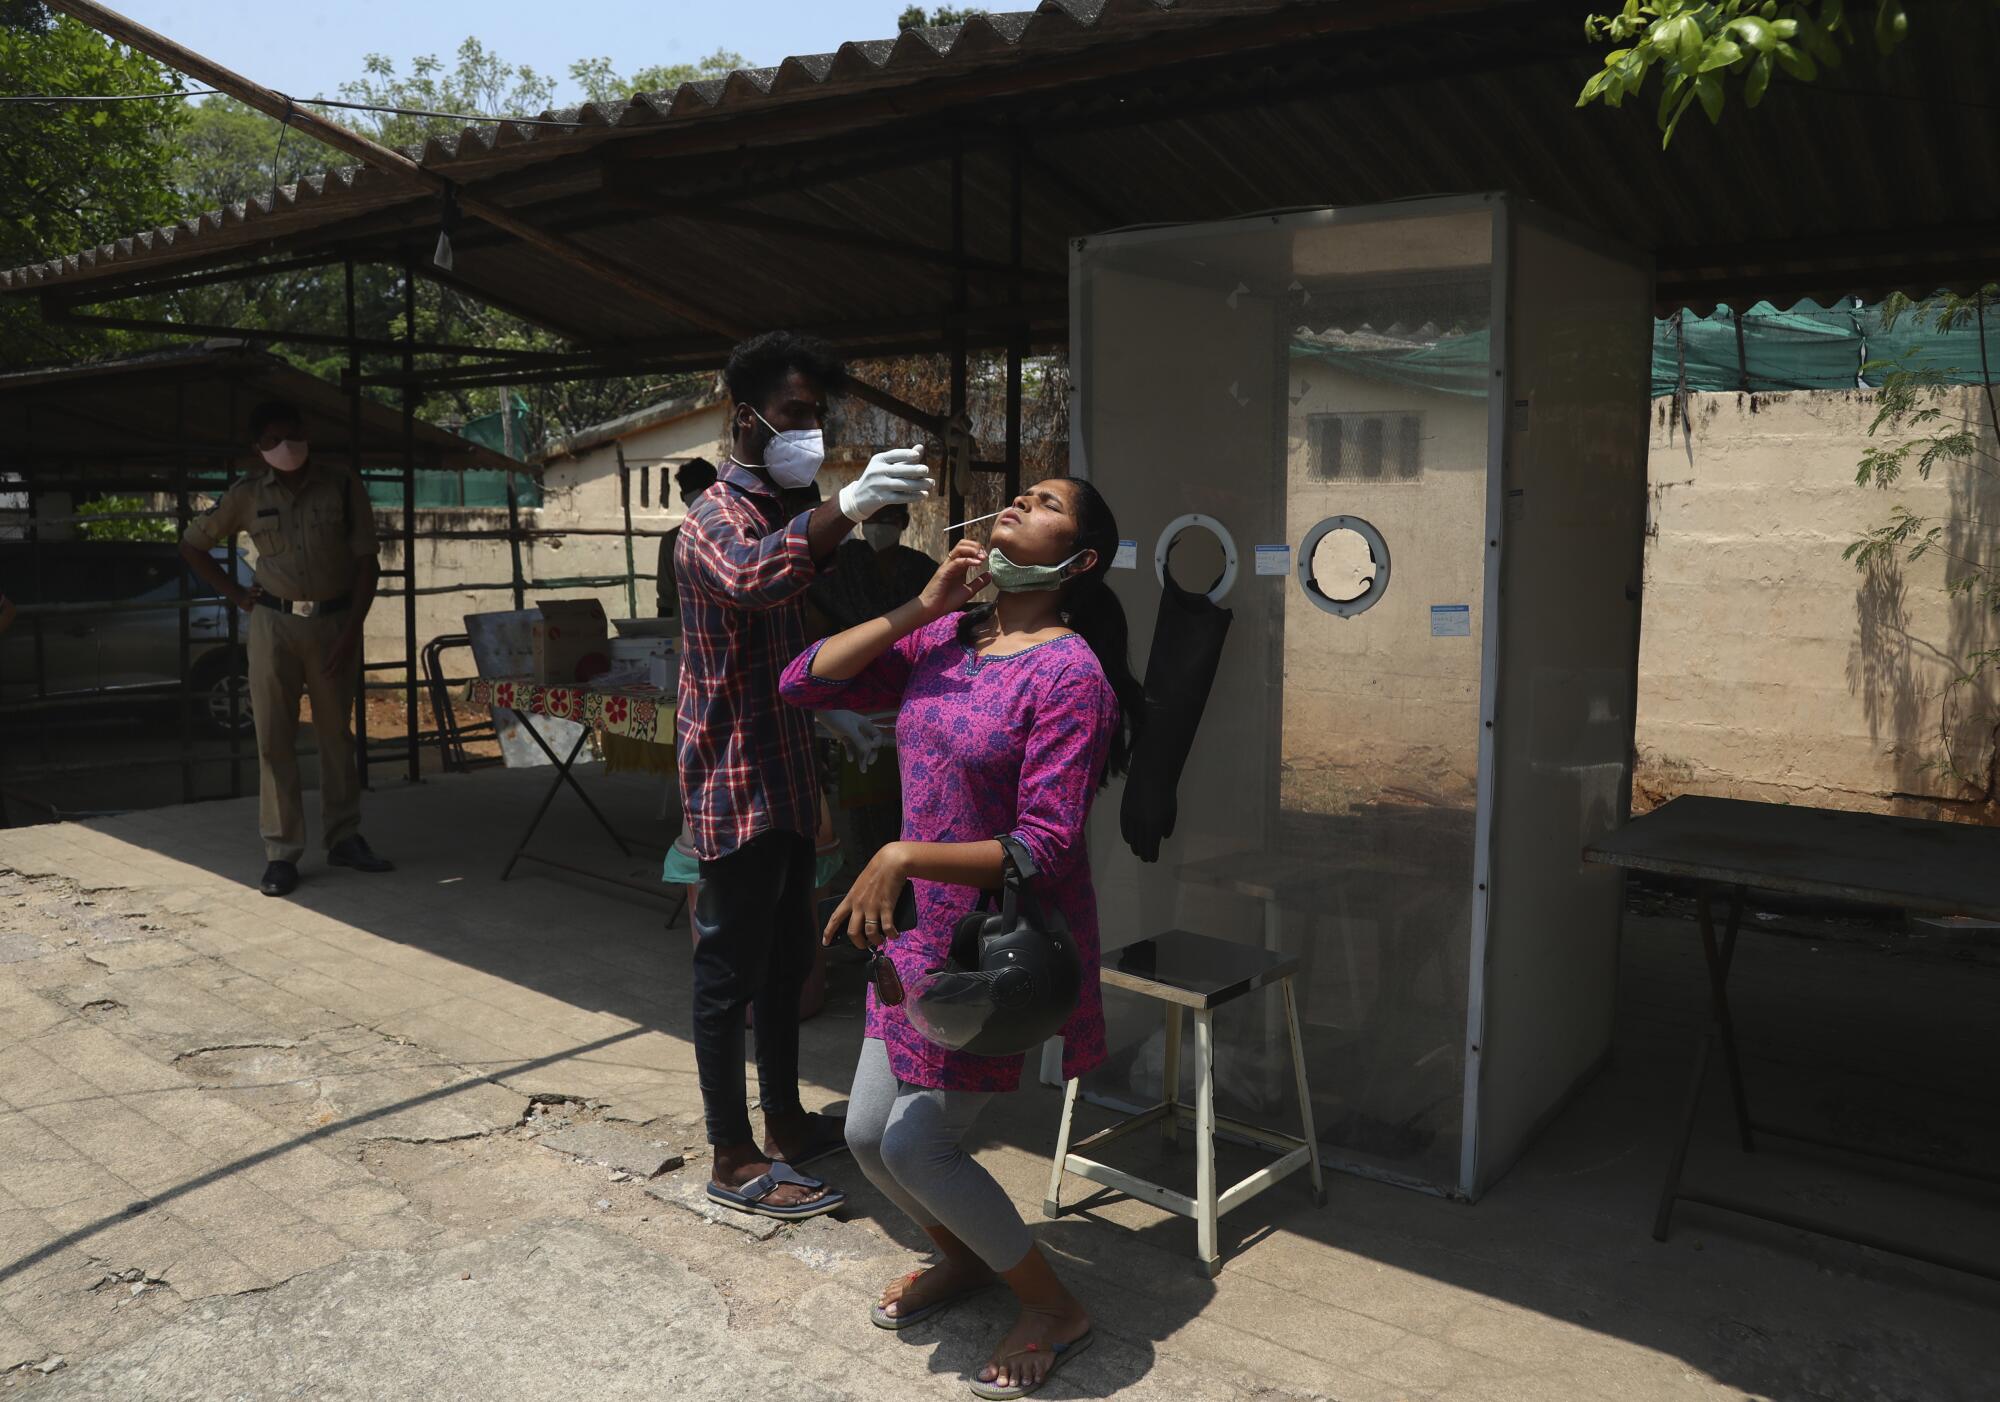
[[1072, 195, 1653, 1198]]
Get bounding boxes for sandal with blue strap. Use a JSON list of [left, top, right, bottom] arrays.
[[705, 1160, 845, 1221]]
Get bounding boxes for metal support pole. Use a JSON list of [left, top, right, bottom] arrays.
[[948, 146, 969, 528], [224, 380, 244, 798], [504, 473, 527, 611], [401, 260, 420, 784], [174, 380, 194, 804], [1733, 305, 1750, 392], [1006, 137, 1026, 501], [347, 256, 370, 790], [616, 443, 638, 618], [27, 472, 50, 782]]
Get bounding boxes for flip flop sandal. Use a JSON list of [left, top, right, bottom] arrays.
[[968, 1329, 1095, 1400], [871, 1270, 1000, 1331], [772, 1113, 849, 1170], [705, 1161, 846, 1221]]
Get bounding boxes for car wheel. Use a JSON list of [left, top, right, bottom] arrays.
[[196, 660, 255, 738]]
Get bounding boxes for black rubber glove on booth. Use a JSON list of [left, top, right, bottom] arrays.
[[1119, 570, 1232, 863]]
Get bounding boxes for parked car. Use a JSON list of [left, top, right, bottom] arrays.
[[0, 541, 255, 737]]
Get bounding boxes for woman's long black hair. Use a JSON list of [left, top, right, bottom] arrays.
[[955, 477, 1145, 785]]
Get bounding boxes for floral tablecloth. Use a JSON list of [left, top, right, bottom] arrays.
[[465, 677, 671, 745]]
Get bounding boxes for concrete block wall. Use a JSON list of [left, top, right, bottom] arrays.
[[1634, 386, 1998, 821]]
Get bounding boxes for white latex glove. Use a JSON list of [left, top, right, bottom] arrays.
[[838, 447, 932, 522], [818, 709, 886, 772]]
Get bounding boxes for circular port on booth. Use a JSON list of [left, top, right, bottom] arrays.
[[1153, 513, 1238, 604], [1298, 515, 1390, 617]]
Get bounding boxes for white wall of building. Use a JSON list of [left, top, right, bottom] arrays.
[[362, 402, 728, 658]]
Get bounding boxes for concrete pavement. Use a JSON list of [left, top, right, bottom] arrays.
[[1, 765, 1995, 1400]]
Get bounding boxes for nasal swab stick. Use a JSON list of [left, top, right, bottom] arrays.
[[945, 510, 1002, 534]]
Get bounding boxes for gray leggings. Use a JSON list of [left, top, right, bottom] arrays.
[[845, 1038, 1035, 1272]]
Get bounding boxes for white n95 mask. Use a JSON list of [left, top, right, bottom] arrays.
[[260, 439, 308, 473], [752, 409, 825, 489]]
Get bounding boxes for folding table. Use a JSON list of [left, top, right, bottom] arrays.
[[463, 676, 678, 907], [1584, 794, 2000, 1281]]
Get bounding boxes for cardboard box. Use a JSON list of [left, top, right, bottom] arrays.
[[608, 636, 678, 691], [531, 598, 611, 683]]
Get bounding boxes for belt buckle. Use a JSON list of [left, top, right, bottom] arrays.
[[296, 600, 319, 618]]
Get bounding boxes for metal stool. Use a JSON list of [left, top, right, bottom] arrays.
[[1044, 929, 1325, 1276]]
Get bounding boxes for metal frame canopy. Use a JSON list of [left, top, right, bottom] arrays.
[[5, 0, 1998, 354], [0, 343, 535, 824], [0, 344, 521, 473]]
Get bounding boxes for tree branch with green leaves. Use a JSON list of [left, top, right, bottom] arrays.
[[1844, 286, 2000, 791], [1577, 1, 1915, 146]]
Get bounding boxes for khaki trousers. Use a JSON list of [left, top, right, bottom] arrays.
[[248, 606, 360, 863]]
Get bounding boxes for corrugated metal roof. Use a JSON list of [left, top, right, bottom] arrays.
[[0, 0, 1304, 297], [4, 0, 1994, 341]]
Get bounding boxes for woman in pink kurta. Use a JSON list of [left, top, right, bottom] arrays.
[[779, 476, 1140, 1399], [781, 614, 1115, 1091]]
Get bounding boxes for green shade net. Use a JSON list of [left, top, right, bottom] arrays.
[[1294, 300, 1997, 401], [1652, 302, 1866, 395], [1861, 303, 2000, 385], [1292, 328, 1493, 398], [364, 394, 543, 509]]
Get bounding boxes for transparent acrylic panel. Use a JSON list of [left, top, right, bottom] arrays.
[[1074, 204, 1493, 1191]]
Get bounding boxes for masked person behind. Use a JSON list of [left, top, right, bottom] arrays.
[[675, 330, 932, 1223], [809, 502, 937, 634], [779, 477, 1144, 1400], [805, 496, 931, 900], [178, 400, 394, 898], [656, 457, 717, 621]]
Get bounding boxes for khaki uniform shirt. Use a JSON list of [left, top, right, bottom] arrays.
[[183, 462, 378, 601]]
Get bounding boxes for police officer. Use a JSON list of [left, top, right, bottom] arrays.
[[178, 400, 395, 896]]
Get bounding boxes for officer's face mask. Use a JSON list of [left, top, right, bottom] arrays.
[[862, 521, 903, 553], [260, 439, 308, 473], [986, 546, 1085, 593], [749, 408, 825, 489]]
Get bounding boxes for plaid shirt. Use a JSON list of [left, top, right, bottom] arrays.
[[673, 462, 828, 860]]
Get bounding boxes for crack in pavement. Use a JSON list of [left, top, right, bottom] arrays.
[[0, 1027, 649, 1290], [170, 1042, 299, 1062]]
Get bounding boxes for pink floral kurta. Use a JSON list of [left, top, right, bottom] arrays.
[[780, 616, 1117, 1093]]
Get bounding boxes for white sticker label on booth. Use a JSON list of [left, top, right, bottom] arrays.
[[1254, 544, 1290, 576], [1112, 540, 1138, 570], [1430, 604, 1471, 638]]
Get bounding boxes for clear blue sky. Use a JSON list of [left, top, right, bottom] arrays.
[[110, 1, 917, 106]]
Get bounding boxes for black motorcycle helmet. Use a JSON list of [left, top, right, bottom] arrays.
[[905, 861, 1082, 1058]]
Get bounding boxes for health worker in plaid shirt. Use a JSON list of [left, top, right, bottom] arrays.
[[675, 331, 932, 1221]]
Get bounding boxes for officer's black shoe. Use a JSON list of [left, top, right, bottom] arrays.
[[260, 861, 300, 897], [328, 835, 395, 873]]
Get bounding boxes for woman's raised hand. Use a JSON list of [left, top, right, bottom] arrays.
[[916, 539, 991, 619]]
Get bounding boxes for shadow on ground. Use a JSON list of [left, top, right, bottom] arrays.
[[12, 762, 1997, 1400]]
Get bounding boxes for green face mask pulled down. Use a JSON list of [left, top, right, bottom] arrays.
[[985, 546, 1084, 593]]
